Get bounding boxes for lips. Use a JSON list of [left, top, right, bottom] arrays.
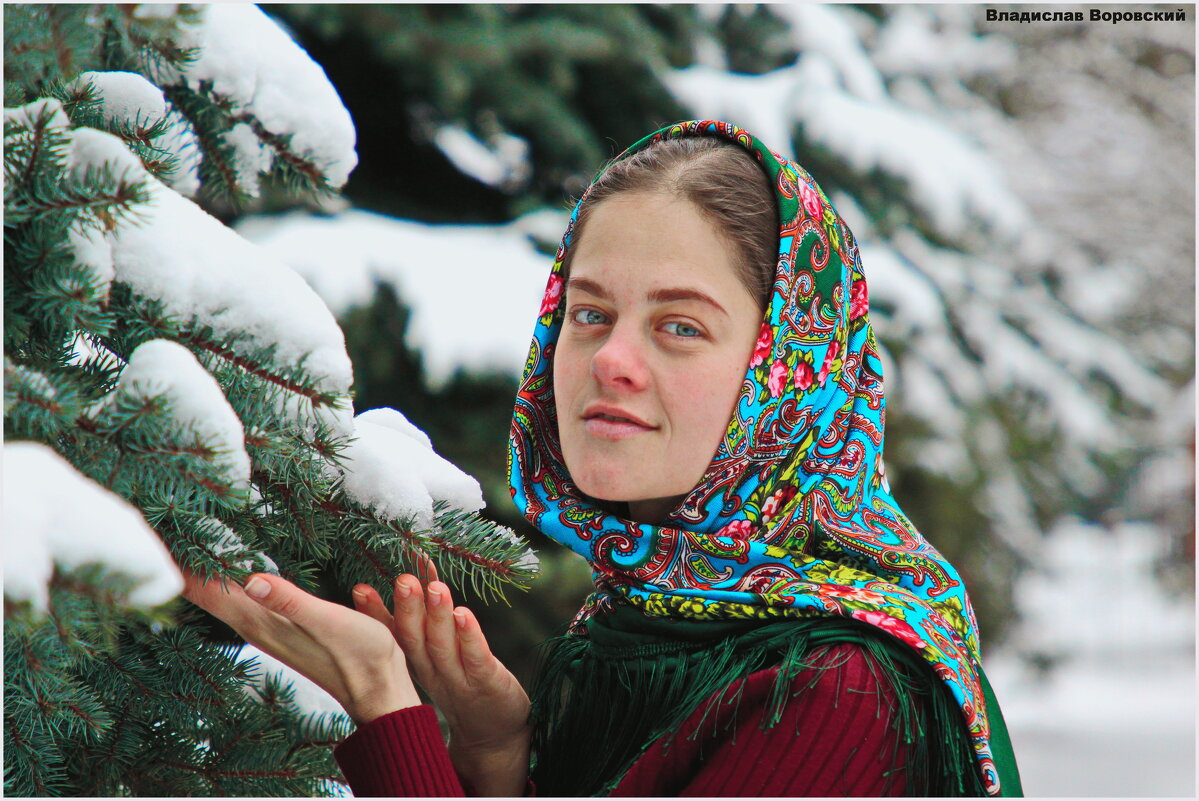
[[582, 403, 656, 440]]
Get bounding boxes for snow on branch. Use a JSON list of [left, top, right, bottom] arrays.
[[156, 4, 357, 191], [66, 125, 355, 436], [237, 208, 553, 390], [3, 97, 71, 132], [336, 408, 485, 532], [664, 25, 1028, 244], [333, 409, 540, 593], [113, 339, 252, 491], [3, 442, 183, 611], [68, 70, 202, 196]]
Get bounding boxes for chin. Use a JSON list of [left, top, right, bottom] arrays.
[[571, 472, 631, 503]]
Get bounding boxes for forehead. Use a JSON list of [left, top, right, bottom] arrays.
[[567, 192, 740, 295]]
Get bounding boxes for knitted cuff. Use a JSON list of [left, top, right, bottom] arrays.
[[334, 704, 464, 797]]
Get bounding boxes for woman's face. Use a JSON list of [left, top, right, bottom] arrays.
[[554, 191, 764, 523]]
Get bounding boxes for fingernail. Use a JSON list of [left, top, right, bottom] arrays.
[[244, 577, 270, 598], [395, 581, 411, 599], [427, 584, 442, 606], [352, 588, 366, 602], [453, 609, 467, 630]]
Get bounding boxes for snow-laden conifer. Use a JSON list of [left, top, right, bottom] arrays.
[[4, 5, 537, 796]]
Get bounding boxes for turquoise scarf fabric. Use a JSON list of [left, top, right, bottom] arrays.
[[509, 119, 1013, 795]]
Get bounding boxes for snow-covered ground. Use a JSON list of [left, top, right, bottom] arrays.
[[990, 649, 1194, 797], [985, 520, 1195, 797]]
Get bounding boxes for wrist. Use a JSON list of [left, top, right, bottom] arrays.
[[448, 732, 531, 797], [446, 719, 532, 756], [345, 681, 422, 726]]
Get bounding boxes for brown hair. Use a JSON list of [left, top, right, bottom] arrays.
[[561, 137, 778, 310]]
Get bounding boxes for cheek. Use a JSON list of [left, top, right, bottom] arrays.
[[668, 356, 745, 451], [552, 342, 584, 417]]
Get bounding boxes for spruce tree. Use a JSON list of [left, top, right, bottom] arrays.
[[3, 5, 537, 796]]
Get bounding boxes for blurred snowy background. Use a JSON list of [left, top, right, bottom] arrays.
[[229, 5, 1193, 795]]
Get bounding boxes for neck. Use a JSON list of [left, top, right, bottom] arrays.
[[627, 496, 684, 524]]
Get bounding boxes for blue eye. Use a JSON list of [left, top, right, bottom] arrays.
[[571, 308, 609, 326], [663, 321, 701, 338]]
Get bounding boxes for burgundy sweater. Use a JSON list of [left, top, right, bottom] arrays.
[[335, 643, 906, 797]]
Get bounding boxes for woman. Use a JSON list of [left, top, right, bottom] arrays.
[[186, 120, 1022, 797]]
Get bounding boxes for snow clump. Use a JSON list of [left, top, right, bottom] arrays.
[[116, 340, 252, 491], [70, 70, 202, 196], [3, 442, 183, 611], [335, 408, 485, 532], [3, 97, 70, 131], [163, 4, 357, 189], [62, 128, 356, 435]]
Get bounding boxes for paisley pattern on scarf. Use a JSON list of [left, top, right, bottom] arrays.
[[508, 119, 1001, 795]]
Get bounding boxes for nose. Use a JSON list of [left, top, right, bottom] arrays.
[[591, 323, 650, 391]]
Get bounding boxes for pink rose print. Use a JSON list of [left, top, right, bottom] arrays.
[[849, 279, 869, 320], [539, 273, 564, 317], [767, 358, 788, 398], [816, 340, 840, 386], [761, 485, 798, 522], [799, 181, 823, 220], [749, 322, 773, 368], [793, 360, 814, 392], [851, 609, 930, 652], [717, 519, 756, 538], [817, 584, 887, 604]]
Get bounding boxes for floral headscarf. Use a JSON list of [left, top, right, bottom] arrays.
[[508, 120, 1001, 795]]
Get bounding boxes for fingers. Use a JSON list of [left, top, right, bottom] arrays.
[[182, 570, 261, 631], [352, 584, 394, 629], [423, 581, 463, 680], [241, 573, 344, 635], [453, 606, 496, 681], [390, 572, 490, 692], [392, 575, 434, 679]]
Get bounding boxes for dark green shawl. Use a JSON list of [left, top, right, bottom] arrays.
[[529, 605, 1022, 797]]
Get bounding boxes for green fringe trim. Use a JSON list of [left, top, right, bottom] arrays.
[[528, 606, 988, 797]]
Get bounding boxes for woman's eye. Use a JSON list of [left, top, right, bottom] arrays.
[[663, 321, 702, 338], [571, 308, 609, 326]]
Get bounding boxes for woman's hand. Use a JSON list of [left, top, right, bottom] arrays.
[[353, 568, 531, 796], [183, 572, 421, 726]]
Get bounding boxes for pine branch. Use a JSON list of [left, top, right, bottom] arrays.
[[49, 78, 191, 187], [233, 112, 328, 189], [18, 259, 116, 342], [4, 101, 74, 201], [250, 471, 337, 561], [4, 359, 84, 441], [159, 82, 250, 206], [183, 332, 344, 411], [114, 5, 203, 80], [65, 391, 250, 517], [156, 512, 276, 583], [330, 498, 538, 604], [10, 166, 151, 228], [106, 287, 350, 427], [161, 80, 341, 204]]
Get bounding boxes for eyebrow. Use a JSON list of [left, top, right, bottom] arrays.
[[567, 277, 729, 317]]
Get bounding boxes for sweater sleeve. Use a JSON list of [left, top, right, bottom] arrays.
[[610, 643, 908, 797], [333, 704, 465, 797]]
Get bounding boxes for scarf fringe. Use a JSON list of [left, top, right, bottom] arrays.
[[529, 616, 987, 797]]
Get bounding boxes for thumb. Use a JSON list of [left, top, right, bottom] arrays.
[[242, 574, 313, 626]]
